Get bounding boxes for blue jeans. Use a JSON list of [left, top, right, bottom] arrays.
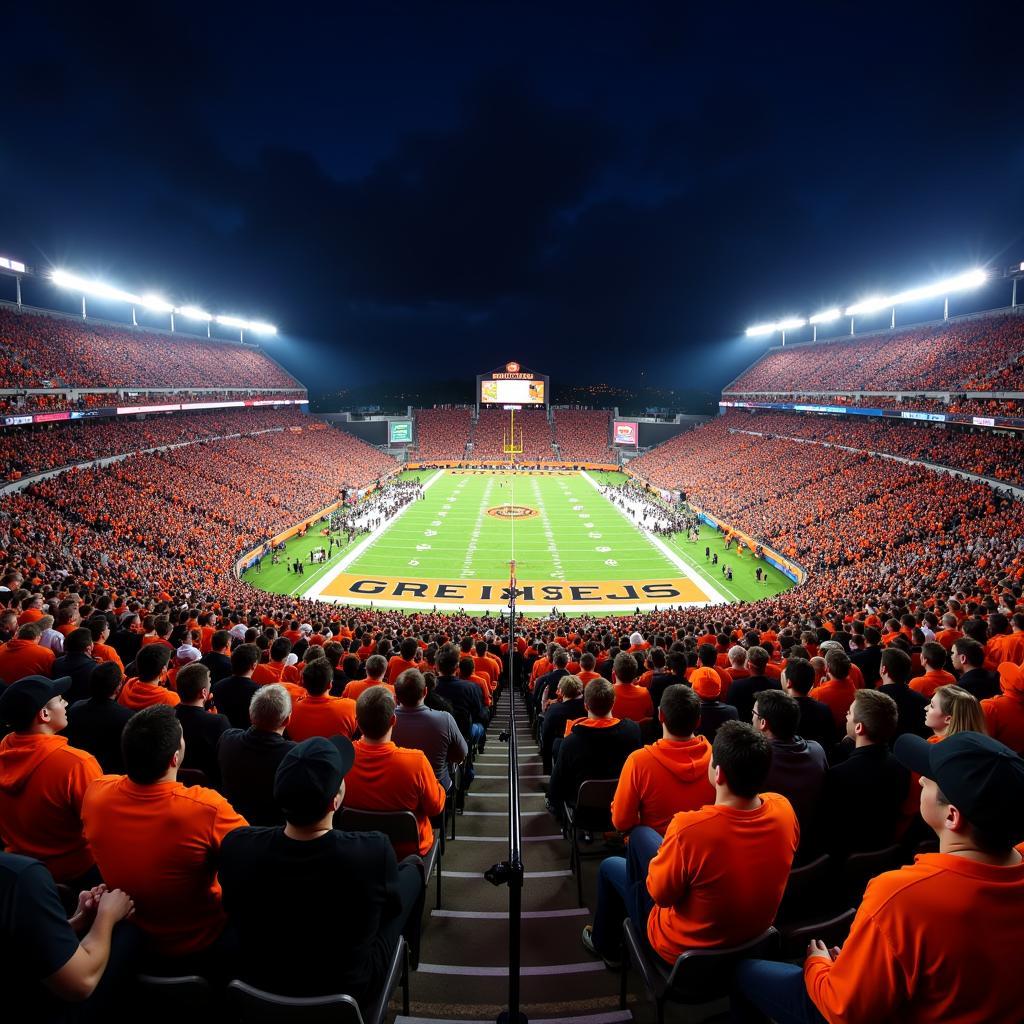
[[591, 825, 662, 958], [471, 722, 485, 747], [731, 960, 827, 1023]]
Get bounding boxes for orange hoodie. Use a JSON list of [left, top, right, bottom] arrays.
[[982, 663, 1024, 754], [611, 736, 715, 835], [118, 676, 180, 709], [0, 732, 101, 881]]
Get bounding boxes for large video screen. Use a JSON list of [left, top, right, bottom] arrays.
[[613, 420, 638, 446], [480, 379, 546, 405]]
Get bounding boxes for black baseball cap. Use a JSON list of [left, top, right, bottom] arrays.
[[273, 735, 355, 824], [895, 731, 1024, 842], [0, 675, 71, 731]]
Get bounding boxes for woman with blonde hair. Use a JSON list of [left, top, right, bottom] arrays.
[[925, 683, 986, 741]]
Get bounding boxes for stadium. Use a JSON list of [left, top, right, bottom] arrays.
[[3, 10, 1024, 1024]]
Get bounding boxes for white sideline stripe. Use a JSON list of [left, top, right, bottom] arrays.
[[579, 468, 730, 605], [397, 1013, 630, 1024], [303, 468, 444, 599], [448, 834, 563, 843], [442, 869, 572, 879], [431, 908, 589, 920], [416, 962, 605, 977]]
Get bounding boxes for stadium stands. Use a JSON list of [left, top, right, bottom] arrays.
[[553, 408, 613, 462], [472, 407, 554, 459], [0, 307, 300, 390], [726, 311, 1024, 394], [409, 407, 473, 460]]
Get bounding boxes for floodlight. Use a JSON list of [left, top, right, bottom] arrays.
[[177, 305, 212, 321], [846, 269, 987, 316], [51, 269, 141, 305], [0, 257, 26, 273], [745, 323, 779, 337], [809, 307, 841, 324], [140, 293, 174, 312], [776, 317, 806, 331], [245, 321, 277, 335], [216, 314, 248, 329], [216, 314, 277, 334], [845, 295, 888, 316]]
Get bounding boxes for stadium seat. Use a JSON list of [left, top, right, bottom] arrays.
[[136, 974, 214, 1019], [176, 768, 209, 788], [563, 778, 619, 906], [226, 935, 410, 1024], [841, 844, 905, 905], [619, 917, 780, 1024], [778, 907, 857, 960], [775, 853, 832, 927]]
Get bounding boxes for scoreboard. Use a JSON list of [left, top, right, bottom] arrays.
[[477, 361, 549, 408]]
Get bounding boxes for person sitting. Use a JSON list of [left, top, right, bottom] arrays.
[[175, 663, 231, 786], [81, 705, 247, 969], [728, 646, 778, 722], [820, 689, 909, 858], [434, 643, 486, 751], [457, 655, 492, 709], [548, 678, 642, 816], [611, 684, 714, 835], [0, 675, 102, 888], [217, 735, 424, 1010], [925, 683, 985, 741], [286, 659, 357, 741], [753, 689, 827, 852], [117, 643, 178, 710], [691, 668, 738, 743], [611, 651, 654, 723], [342, 687, 447, 860], [392, 668, 467, 792], [211, 643, 260, 729], [218, 684, 296, 826], [342, 653, 393, 701], [251, 637, 300, 690], [734, 732, 1024, 1022], [780, 658, 836, 751], [199, 629, 233, 684], [982, 662, 1024, 754], [0, 851, 136, 1019], [385, 636, 421, 684], [0, 622, 56, 685], [540, 674, 586, 774], [52, 628, 99, 705], [877, 647, 930, 738], [910, 641, 957, 698], [65, 662, 134, 775], [583, 721, 798, 968], [809, 649, 858, 730], [951, 637, 1000, 700]]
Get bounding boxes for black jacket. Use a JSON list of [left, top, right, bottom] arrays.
[[211, 674, 259, 730], [793, 695, 838, 752], [879, 682, 930, 739], [65, 697, 134, 774], [549, 718, 642, 807], [217, 727, 296, 825], [821, 743, 910, 857], [695, 699, 738, 744], [649, 671, 686, 711], [51, 653, 99, 705], [533, 667, 569, 714], [200, 651, 233, 685], [727, 673, 778, 722], [849, 645, 883, 688], [434, 675, 485, 725], [176, 704, 232, 786], [540, 696, 585, 773], [956, 668, 1000, 701]]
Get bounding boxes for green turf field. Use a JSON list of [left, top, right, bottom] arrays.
[[241, 469, 794, 607]]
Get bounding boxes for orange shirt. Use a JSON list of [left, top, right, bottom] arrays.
[[804, 853, 1024, 1022], [252, 661, 300, 686], [16, 607, 44, 626], [342, 740, 446, 859], [910, 668, 956, 698], [577, 670, 602, 686], [82, 776, 247, 957], [286, 694, 357, 741], [989, 633, 1024, 666], [646, 792, 798, 962], [611, 737, 714, 835], [461, 674, 492, 707], [198, 625, 216, 654], [934, 627, 963, 652], [982, 692, 1024, 754], [118, 677, 181, 709], [611, 683, 653, 722], [564, 716, 621, 737], [91, 641, 124, 671], [385, 656, 418, 684], [809, 677, 857, 728], [0, 733, 101, 882], [0, 638, 55, 684], [341, 678, 394, 701]]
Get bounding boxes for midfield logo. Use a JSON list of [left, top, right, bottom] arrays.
[[486, 504, 540, 519]]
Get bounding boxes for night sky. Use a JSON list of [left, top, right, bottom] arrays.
[[3, 3, 1023, 399]]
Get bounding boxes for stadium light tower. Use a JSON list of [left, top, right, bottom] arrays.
[[808, 307, 841, 342], [744, 316, 806, 346], [0, 256, 27, 308], [844, 268, 987, 334]]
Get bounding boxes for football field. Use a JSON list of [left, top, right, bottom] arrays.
[[244, 469, 794, 613]]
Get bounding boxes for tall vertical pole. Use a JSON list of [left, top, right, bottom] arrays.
[[850, 315, 855, 336], [1012, 279, 1017, 308], [15, 275, 21, 308], [891, 307, 895, 329], [81, 294, 87, 320], [944, 295, 949, 321]]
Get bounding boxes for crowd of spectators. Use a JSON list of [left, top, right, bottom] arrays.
[[726, 394, 1024, 420], [553, 409, 613, 462], [0, 308, 299, 390], [472, 407, 555, 460], [409, 407, 473, 460], [1, 408, 315, 481], [726, 312, 1024, 394], [0, 389, 305, 417]]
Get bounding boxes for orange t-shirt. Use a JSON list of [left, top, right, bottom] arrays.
[[341, 679, 394, 701], [809, 677, 858, 728], [611, 737, 714, 835], [804, 853, 1024, 1022], [910, 668, 956, 699], [0, 733, 101, 882], [612, 683, 654, 723], [91, 641, 124, 671], [385, 656, 418, 684], [982, 692, 1024, 754], [342, 740, 447, 859], [286, 694, 357, 741], [0, 639, 55, 685], [81, 776, 247, 957], [118, 677, 181, 709], [577, 670, 602, 686], [646, 792, 798, 962], [252, 662, 300, 686]]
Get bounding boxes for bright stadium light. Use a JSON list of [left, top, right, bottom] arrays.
[[745, 323, 778, 337], [844, 295, 889, 316], [809, 307, 841, 324], [744, 317, 804, 346], [216, 314, 277, 336], [776, 317, 806, 331], [245, 321, 277, 335], [846, 268, 987, 317], [140, 293, 174, 312], [177, 305, 212, 321], [51, 269, 141, 305], [0, 256, 26, 273]]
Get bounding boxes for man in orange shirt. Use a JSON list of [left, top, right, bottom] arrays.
[[342, 687, 446, 861], [809, 649, 857, 730], [287, 660, 357, 741], [0, 675, 102, 887], [86, 616, 124, 672], [16, 593, 44, 626], [611, 651, 654, 723], [81, 704, 247, 969], [583, 720, 797, 968], [611, 684, 714, 835], [0, 622, 56, 684], [458, 656, 492, 708], [909, 641, 957, 698], [117, 643, 179, 709], [983, 662, 1024, 754], [735, 731, 1024, 1023], [385, 637, 421, 684], [342, 653, 392, 700], [252, 637, 301, 688]]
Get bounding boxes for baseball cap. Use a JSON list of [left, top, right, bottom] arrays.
[[894, 732, 1024, 842], [274, 736, 356, 823], [176, 644, 202, 664], [689, 667, 721, 699], [629, 632, 644, 647], [0, 675, 72, 730]]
